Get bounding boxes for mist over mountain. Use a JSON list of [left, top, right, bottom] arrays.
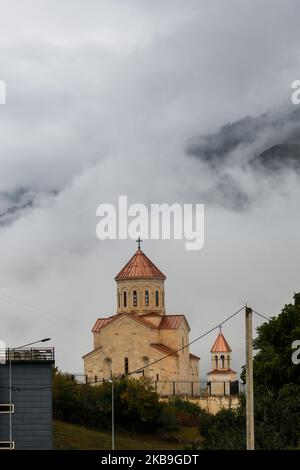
[[186, 105, 300, 209], [0, 189, 57, 226]]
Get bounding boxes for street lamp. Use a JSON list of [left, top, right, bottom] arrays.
[[107, 375, 115, 451], [107, 369, 144, 451], [8, 337, 51, 450]]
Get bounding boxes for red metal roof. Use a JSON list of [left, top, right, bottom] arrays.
[[150, 343, 178, 357], [92, 313, 189, 332], [92, 317, 113, 332], [207, 368, 236, 375], [189, 352, 200, 360], [115, 249, 166, 281], [210, 331, 232, 353], [159, 315, 186, 330], [92, 312, 155, 333]]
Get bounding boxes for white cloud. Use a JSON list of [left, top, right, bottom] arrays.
[[0, 0, 300, 376]]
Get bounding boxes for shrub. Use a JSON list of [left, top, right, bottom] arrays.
[[53, 370, 178, 434]]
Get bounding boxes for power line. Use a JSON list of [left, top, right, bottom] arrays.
[[130, 306, 245, 375], [0, 305, 273, 392], [252, 309, 271, 322], [0, 305, 245, 391]]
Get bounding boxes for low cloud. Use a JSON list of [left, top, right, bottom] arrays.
[[1, 0, 300, 376]]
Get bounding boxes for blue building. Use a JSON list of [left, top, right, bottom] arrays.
[[0, 347, 54, 450]]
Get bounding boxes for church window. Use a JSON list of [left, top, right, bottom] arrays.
[[142, 356, 149, 377], [145, 290, 149, 306], [215, 355, 218, 368], [123, 291, 127, 308], [104, 357, 112, 378], [221, 355, 225, 368], [133, 290, 137, 307], [155, 290, 159, 307], [117, 291, 120, 308], [124, 357, 129, 375]]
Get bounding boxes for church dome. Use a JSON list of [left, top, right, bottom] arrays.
[[210, 331, 232, 353], [115, 249, 166, 281], [115, 247, 166, 315]]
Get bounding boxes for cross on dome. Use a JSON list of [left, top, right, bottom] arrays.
[[136, 237, 143, 250]]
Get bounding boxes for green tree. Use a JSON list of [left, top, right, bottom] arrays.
[[201, 295, 300, 449], [53, 371, 177, 434]]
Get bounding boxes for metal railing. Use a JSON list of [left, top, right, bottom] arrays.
[[69, 374, 243, 397], [0, 348, 55, 364]]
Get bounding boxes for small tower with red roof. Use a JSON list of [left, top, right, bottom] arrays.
[[207, 328, 237, 395]]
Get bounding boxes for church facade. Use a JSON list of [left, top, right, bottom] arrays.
[[83, 246, 200, 392]]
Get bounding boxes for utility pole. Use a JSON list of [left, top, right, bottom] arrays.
[[245, 306, 255, 450]]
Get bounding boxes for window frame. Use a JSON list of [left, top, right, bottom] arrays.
[[0, 404, 14, 414], [145, 290, 149, 307]]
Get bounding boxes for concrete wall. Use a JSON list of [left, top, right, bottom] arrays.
[[0, 363, 53, 450], [161, 395, 239, 415]]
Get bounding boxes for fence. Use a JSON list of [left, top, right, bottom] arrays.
[[69, 374, 243, 397], [0, 348, 55, 364]]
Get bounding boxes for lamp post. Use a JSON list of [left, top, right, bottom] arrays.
[[108, 374, 115, 451], [107, 369, 144, 451], [111, 376, 114, 451], [8, 337, 51, 450]]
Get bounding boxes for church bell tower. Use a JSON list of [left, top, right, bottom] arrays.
[[114, 240, 166, 316]]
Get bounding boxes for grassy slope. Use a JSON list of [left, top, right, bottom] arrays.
[[53, 420, 200, 450]]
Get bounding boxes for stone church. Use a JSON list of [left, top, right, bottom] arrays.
[[83, 245, 200, 389]]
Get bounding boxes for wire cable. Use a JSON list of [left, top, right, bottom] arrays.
[[129, 306, 245, 375], [0, 305, 245, 391], [252, 309, 271, 322]]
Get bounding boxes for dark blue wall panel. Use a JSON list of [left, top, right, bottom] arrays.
[[0, 363, 53, 449]]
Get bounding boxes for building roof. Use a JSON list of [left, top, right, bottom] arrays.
[[115, 249, 166, 281], [150, 343, 178, 357], [207, 368, 236, 375], [82, 346, 103, 360], [189, 352, 200, 360], [210, 331, 232, 353], [92, 317, 113, 332], [92, 313, 188, 333], [159, 314, 188, 330], [92, 312, 155, 332]]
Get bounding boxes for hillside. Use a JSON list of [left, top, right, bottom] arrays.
[[53, 420, 201, 450]]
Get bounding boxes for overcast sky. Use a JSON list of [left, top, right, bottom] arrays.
[[0, 0, 300, 378]]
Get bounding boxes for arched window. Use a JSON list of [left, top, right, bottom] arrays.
[[117, 291, 120, 308], [227, 355, 230, 368], [124, 357, 129, 375], [215, 355, 218, 368], [155, 290, 159, 307], [104, 357, 112, 378], [221, 355, 225, 369], [145, 290, 149, 307], [133, 290, 137, 307], [123, 291, 127, 308], [162, 291, 165, 307], [142, 356, 149, 377]]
